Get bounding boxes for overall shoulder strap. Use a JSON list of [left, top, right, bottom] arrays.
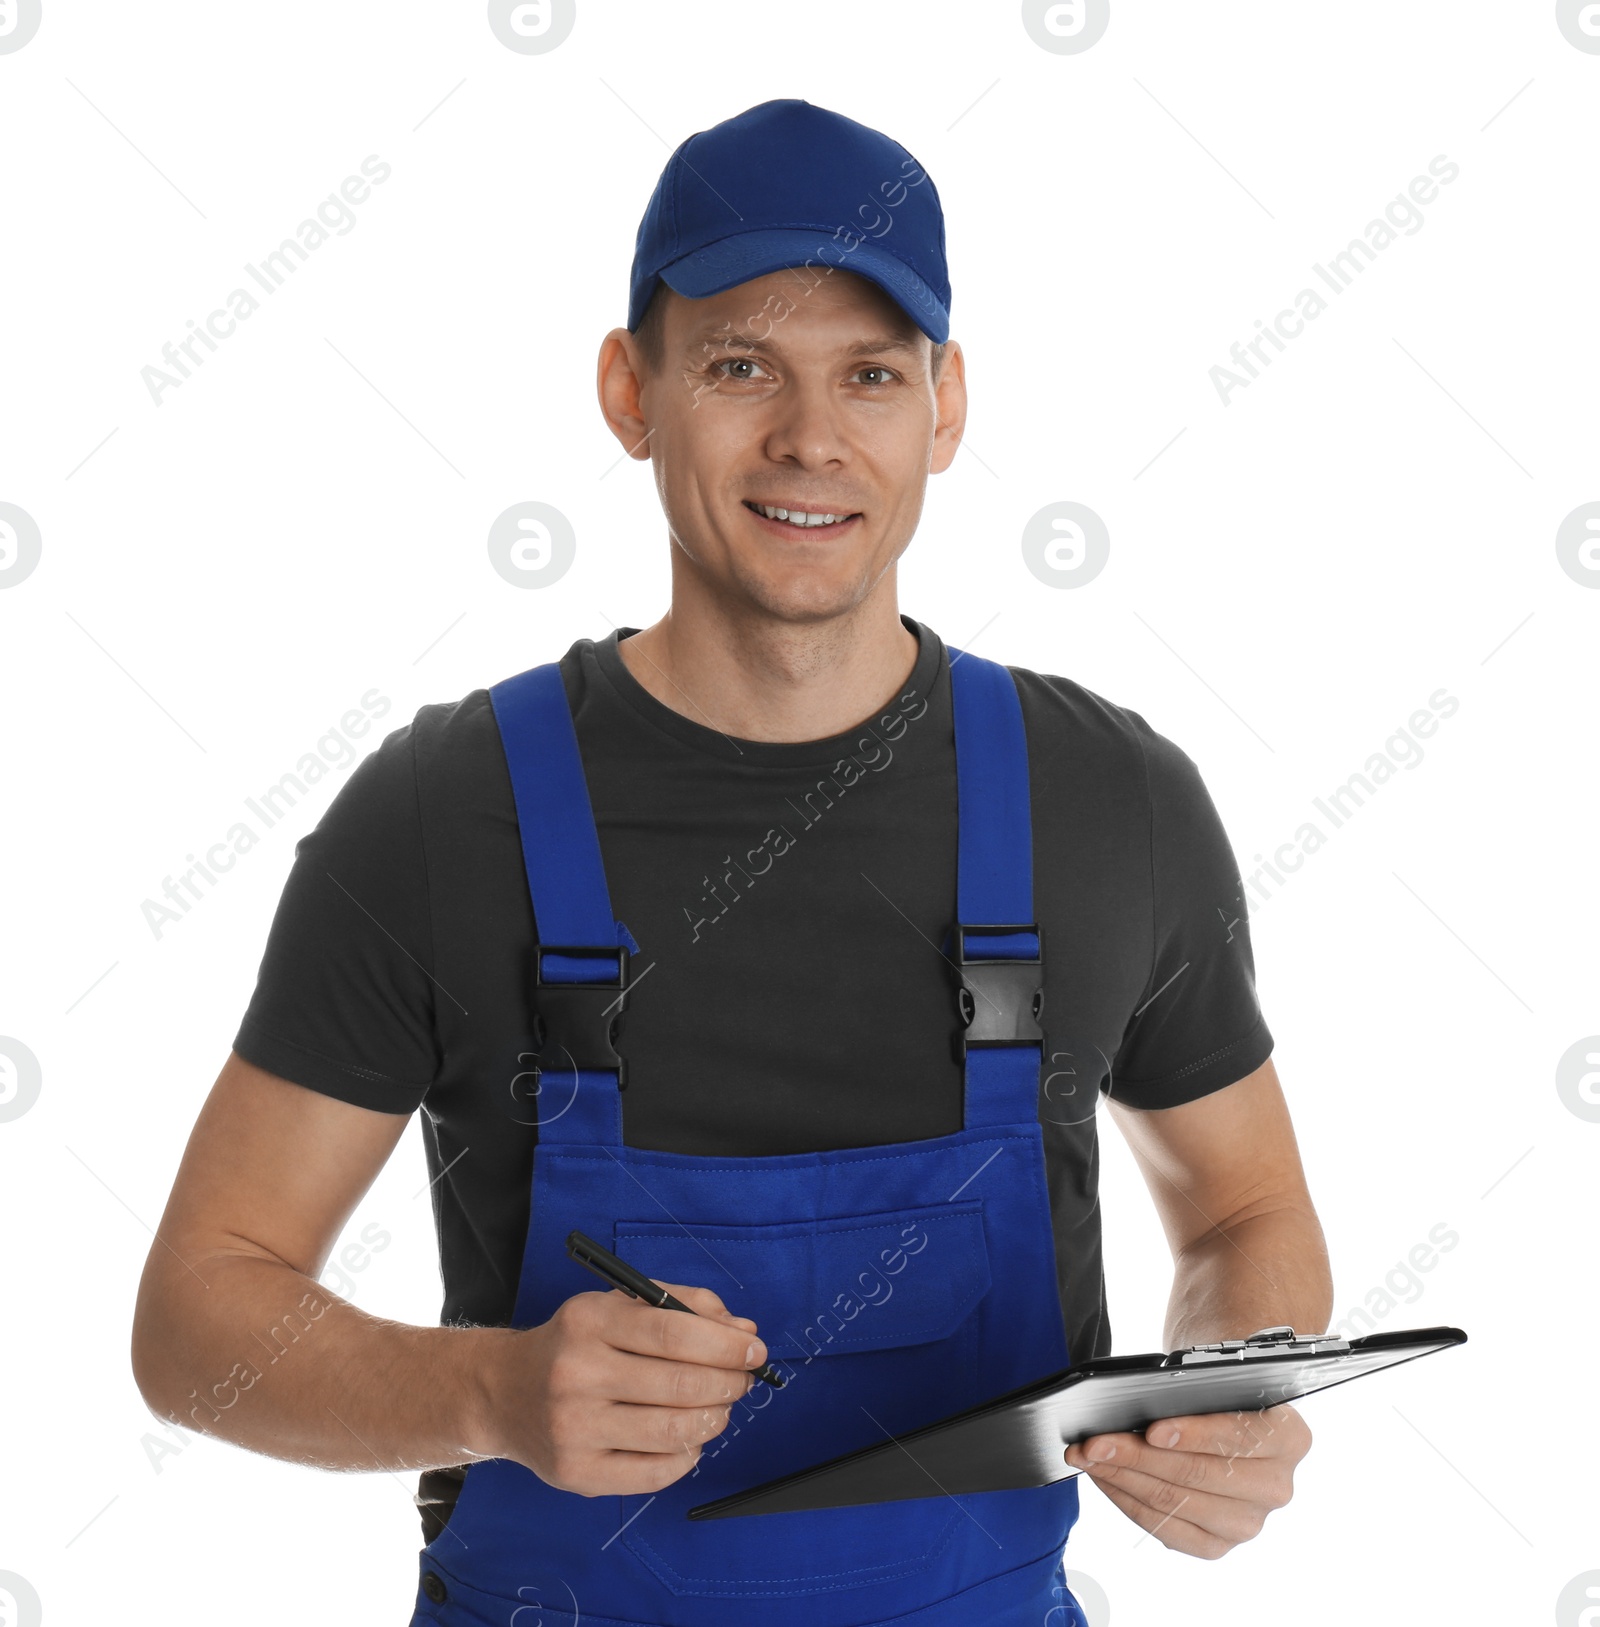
[[490, 662, 632, 1147], [946, 647, 1044, 1131]]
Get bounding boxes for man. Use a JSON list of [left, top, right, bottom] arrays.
[[132, 99, 1332, 1625]]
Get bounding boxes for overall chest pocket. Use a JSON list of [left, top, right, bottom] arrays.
[[614, 1199, 991, 1361], [609, 1199, 997, 1599]]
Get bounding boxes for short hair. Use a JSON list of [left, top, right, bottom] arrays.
[[630, 281, 947, 383]]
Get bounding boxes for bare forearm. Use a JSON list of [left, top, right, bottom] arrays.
[[1163, 1206, 1333, 1349], [132, 1251, 515, 1474]]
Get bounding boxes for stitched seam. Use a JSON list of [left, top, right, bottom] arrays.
[[681, 218, 911, 243], [621, 1211, 989, 1351], [758, 1309, 982, 1351], [869, 1539, 1076, 1621], [1128, 715, 1159, 1029], [406, 712, 442, 1077], [616, 1207, 980, 1244], [626, 1451, 971, 1592], [544, 1131, 1038, 1175], [237, 1019, 431, 1090], [627, 1523, 961, 1595], [1118, 1019, 1265, 1089], [423, 1533, 1068, 1619]]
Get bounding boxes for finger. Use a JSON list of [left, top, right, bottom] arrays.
[[1065, 1436, 1284, 1504], [1076, 1456, 1274, 1543], [1139, 1403, 1308, 1460], [601, 1292, 768, 1372], [555, 1445, 703, 1498], [1070, 1403, 1307, 1485], [604, 1346, 758, 1408], [1085, 1474, 1242, 1561], [591, 1398, 737, 1456], [656, 1281, 759, 1333]]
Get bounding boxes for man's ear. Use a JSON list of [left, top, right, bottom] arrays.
[[596, 329, 654, 462], [928, 340, 968, 475]]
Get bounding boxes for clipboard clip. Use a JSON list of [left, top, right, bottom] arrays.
[[1166, 1325, 1352, 1367]]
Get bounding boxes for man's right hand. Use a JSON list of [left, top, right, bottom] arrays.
[[479, 1283, 769, 1497]]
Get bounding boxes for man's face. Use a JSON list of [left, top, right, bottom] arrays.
[[604, 267, 965, 626]]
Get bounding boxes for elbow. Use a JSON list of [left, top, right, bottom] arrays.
[[130, 1302, 168, 1418], [130, 1265, 186, 1422], [1296, 1211, 1335, 1332]]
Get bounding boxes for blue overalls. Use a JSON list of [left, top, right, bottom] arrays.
[[407, 646, 1089, 1627]]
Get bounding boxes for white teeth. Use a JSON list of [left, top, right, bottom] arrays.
[[754, 504, 851, 528]]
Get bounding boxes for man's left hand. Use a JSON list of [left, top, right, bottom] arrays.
[[1063, 1403, 1310, 1559]]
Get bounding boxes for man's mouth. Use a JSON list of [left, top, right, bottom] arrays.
[[742, 500, 862, 532]]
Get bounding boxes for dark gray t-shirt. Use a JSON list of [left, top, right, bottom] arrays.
[[232, 615, 1273, 1538]]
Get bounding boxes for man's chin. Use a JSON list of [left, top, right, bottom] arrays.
[[720, 571, 878, 628]]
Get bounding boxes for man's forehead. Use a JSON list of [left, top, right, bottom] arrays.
[[681, 322, 924, 357]]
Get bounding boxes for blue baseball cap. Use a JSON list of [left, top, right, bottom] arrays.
[[628, 99, 951, 346]]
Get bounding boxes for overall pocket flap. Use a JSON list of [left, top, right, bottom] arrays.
[[612, 1200, 991, 1359]]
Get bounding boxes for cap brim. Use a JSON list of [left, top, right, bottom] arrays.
[[657, 227, 949, 344]]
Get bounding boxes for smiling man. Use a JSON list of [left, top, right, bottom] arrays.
[[132, 100, 1332, 1627]]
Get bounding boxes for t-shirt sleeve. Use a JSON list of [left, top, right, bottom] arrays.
[[1108, 715, 1274, 1110], [231, 717, 439, 1115]]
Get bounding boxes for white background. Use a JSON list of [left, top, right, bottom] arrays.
[[1, 2, 1596, 1622]]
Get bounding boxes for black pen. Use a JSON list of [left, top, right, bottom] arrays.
[[566, 1229, 786, 1388]]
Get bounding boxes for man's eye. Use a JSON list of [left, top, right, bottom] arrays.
[[856, 366, 896, 386], [715, 357, 769, 381]]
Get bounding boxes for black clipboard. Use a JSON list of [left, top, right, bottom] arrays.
[[687, 1324, 1467, 1520]]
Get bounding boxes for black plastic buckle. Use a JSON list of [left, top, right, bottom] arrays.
[[953, 923, 1044, 1060], [532, 944, 631, 1088]]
